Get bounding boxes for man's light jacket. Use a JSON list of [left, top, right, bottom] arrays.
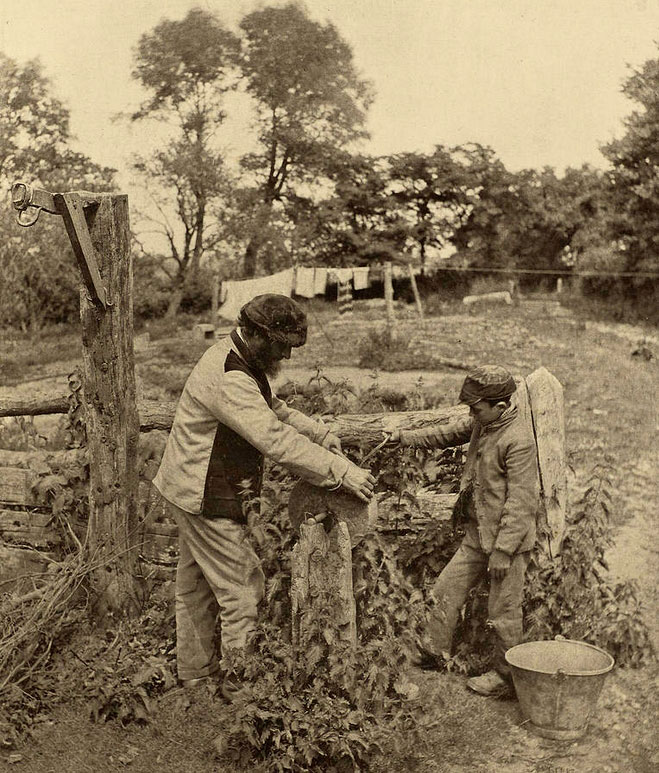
[[399, 405, 539, 555], [153, 330, 350, 519]]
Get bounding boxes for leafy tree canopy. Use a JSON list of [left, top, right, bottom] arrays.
[[602, 49, 659, 272], [0, 53, 115, 330]]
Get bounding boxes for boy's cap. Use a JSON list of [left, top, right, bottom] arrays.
[[459, 365, 516, 405], [239, 294, 307, 347]]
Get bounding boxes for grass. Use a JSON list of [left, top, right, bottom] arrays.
[[0, 324, 82, 386]]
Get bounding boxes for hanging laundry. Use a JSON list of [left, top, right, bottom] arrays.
[[294, 266, 316, 298], [217, 268, 294, 322], [313, 267, 328, 296], [337, 279, 353, 316], [352, 266, 370, 291], [334, 267, 354, 284]]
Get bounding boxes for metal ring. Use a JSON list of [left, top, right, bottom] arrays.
[[16, 207, 42, 227]]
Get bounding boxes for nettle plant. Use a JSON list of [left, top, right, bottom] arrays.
[[218, 473, 427, 772]]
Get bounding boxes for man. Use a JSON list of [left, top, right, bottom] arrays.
[[153, 294, 375, 690], [389, 365, 539, 697]]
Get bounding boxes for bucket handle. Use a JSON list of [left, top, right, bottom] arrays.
[[553, 637, 568, 681]]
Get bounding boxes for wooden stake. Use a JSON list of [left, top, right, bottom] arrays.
[[211, 271, 220, 326], [384, 261, 397, 339], [79, 193, 141, 615], [291, 521, 356, 651], [408, 264, 424, 319], [526, 367, 567, 556]]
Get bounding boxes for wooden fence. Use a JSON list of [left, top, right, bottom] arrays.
[[0, 367, 566, 600]]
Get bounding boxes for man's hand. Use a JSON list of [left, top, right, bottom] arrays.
[[488, 550, 511, 581], [341, 465, 376, 503], [322, 432, 344, 455]]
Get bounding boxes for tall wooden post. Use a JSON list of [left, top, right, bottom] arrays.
[[408, 264, 424, 319], [80, 194, 141, 615], [211, 271, 220, 326], [384, 261, 397, 339]]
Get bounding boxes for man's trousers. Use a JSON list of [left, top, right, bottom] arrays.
[[424, 540, 530, 677], [169, 503, 265, 681]]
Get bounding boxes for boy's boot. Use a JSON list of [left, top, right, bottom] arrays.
[[466, 670, 512, 697]]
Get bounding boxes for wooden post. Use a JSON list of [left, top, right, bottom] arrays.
[[384, 261, 397, 339], [211, 271, 220, 326], [526, 367, 567, 556], [291, 521, 356, 650], [79, 193, 141, 615], [408, 264, 424, 319]]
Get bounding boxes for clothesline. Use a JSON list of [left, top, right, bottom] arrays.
[[218, 264, 417, 320]]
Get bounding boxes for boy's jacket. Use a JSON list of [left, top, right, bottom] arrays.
[[399, 405, 540, 555]]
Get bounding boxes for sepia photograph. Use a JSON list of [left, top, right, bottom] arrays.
[[0, 1, 657, 770]]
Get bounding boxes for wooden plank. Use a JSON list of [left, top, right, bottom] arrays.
[[526, 367, 567, 557], [0, 467, 35, 506], [0, 510, 52, 528], [0, 511, 61, 548], [0, 544, 53, 592]]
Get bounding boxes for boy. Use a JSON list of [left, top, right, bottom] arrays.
[[390, 365, 539, 696]]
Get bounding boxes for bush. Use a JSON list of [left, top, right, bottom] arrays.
[[357, 326, 410, 370]]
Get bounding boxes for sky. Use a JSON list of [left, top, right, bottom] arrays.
[[1, 0, 658, 194]]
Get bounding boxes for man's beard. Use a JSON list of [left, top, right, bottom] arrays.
[[263, 359, 282, 378], [249, 340, 282, 377]]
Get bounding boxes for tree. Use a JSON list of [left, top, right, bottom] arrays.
[[450, 144, 605, 286], [238, 2, 373, 275], [130, 8, 240, 317], [602, 50, 659, 273], [0, 54, 115, 330], [387, 147, 472, 266]]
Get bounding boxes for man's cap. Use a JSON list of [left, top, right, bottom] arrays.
[[459, 365, 516, 405], [238, 294, 307, 347]]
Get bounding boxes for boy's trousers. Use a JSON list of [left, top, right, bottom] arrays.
[[425, 540, 530, 677], [169, 502, 265, 681]]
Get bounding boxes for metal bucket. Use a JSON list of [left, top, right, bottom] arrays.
[[505, 637, 615, 740]]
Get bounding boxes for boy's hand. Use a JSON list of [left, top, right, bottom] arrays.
[[488, 550, 511, 581], [386, 429, 401, 444]]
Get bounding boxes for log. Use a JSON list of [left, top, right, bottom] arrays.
[[0, 393, 469, 445], [78, 192, 141, 614], [291, 521, 356, 650], [327, 404, 469, 447], [0, 467, 35, 506], [0, 448, 85, 469], [462, 291, 513, 306], [0, 393, 69, 417]]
